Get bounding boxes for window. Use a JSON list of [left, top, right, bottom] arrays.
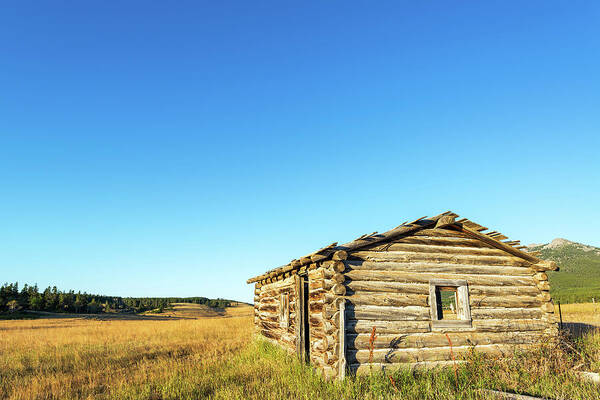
[[279, 293, 289, 328], [429, 279, 472, 330]]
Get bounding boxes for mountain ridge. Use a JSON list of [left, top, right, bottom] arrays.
[[526, 238, 600, 303]]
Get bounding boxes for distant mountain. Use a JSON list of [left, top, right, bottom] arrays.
[[526, 239, 600, 303]]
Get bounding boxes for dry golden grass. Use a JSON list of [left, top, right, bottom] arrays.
[[0, 302, 598, 400], [0, 304, 254, 400], [555, 302, 600, 326]]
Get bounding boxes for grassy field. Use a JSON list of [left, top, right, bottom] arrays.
[[1, 304, 598, 400]]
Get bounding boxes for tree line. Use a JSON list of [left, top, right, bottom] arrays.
[[0, 282, 231, 314]]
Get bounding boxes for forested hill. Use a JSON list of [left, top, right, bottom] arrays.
[[0, 282, 233, 314], [527, 238, 600, 303]]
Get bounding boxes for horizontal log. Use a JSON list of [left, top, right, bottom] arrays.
[[468, 285, 539, 296], [259, 277, 296, 290], [346, 280, 430, 295], [541, 302, 554, 313], [346, 319, 431, 334], [472, 319, 548, 332], [310, 330, 326, 342], [309, 315, 324, 327], [346, 304, 430, 321], [538, 292, 551, 302], [363, 242, 509, 256], [309, 302, 324, 313], [259, 329, 290, 343], [309, 306, 324, 320], [544, 326, 558, 336], [471, 307, 543, 319], [257, 304, 278, 312], [258, 294, 296, 305], [256, 313, 278, 323], [347, 331, 543, 350], [349, 251, 531, 267], [344, 292, 428, 307], [346, 260, 533, 277], [258, 325, 294, 338], [259, 321, 280, 330], [345, 270, 536, 286], [469, 295, 542, 308], [259, 288, 296, 298], [394, 235, 496, 249], [351, 360, 461, 375], [532, 260, 558, 271], [257, 308, 278, 316], [413, 228, 472, 238], [541, 313, 557, 323], [348, 343, 534, 364], [456, 225, 540, 263], [537, 281, 550, 291], [533, 272, 548, 282]]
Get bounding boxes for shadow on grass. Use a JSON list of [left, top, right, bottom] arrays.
[[563, 322, 599, 338]]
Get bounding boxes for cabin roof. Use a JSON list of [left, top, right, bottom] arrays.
[[246, 211, 558, 284]]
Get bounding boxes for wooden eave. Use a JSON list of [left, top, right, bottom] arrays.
[[246, 211, 558, 285]]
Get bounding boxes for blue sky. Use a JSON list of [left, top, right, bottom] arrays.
[[1, 1, 598, 302]]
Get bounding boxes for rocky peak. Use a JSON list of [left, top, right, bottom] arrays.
[[545, 238, 575, 249]]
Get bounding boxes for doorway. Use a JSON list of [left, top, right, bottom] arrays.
[[303, 278, 310, 361], [297, 274, 310, 363]]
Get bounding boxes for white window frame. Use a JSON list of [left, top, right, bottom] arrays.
[[428, 279, 472, 330], [279, 292, 289, 328]]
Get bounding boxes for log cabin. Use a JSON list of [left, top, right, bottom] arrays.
[[246, 211, 559, 380]]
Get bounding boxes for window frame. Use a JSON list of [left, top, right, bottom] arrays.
[[279, 292, 290, 328], [428, 279, 472, 330]]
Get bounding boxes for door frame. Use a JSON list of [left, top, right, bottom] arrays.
[[295, 273, 310, 362]]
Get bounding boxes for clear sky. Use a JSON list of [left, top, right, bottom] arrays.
[[1, 1, 598, 303]]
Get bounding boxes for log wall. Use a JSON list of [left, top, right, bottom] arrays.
[[342, 228, 558, 374], [254, 275, 298, 354]]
